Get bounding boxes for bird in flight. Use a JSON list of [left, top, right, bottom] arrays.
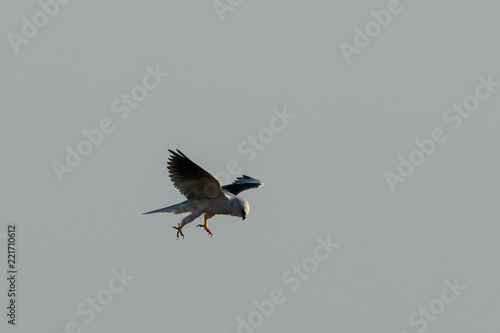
[[144, 149, 263, 239]]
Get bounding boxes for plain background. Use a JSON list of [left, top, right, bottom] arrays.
[[1, 1, 499, 332]]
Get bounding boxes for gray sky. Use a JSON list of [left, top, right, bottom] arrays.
[[1, 1, 500, 332]]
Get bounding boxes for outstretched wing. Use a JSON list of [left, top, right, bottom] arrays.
[[222, 175, 264, 195], [167, 149, 226, 200]]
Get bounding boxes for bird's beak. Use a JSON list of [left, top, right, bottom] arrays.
[[242, 216, 246, 220]]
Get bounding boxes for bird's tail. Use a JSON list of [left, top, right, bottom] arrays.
[[143, 201, 190, 215]]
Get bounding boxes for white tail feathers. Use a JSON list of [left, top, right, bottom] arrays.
[[143, 201, 190, 215]]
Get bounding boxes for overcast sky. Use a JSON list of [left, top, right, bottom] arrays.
[[1, 1, 500, 332]]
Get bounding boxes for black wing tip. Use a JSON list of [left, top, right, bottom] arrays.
[[176, 149, 187, 158], [167, 150, 190, 168], [235, 175, 262, 183], [168, 149, 185, 157]]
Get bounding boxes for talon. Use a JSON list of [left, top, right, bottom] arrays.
[[197, 222, 213, 237], [172, 223, 184, 239]]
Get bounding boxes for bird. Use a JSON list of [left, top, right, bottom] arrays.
[[143, 149, 263, 239]]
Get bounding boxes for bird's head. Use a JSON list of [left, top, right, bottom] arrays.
[[239, 198, 250, 220]]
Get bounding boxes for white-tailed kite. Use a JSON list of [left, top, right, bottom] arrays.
[[143, 149, 263, 238]]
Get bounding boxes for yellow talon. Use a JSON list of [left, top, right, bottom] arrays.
[[172, 223, 184, 239], [197, 222, 213, 237]]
